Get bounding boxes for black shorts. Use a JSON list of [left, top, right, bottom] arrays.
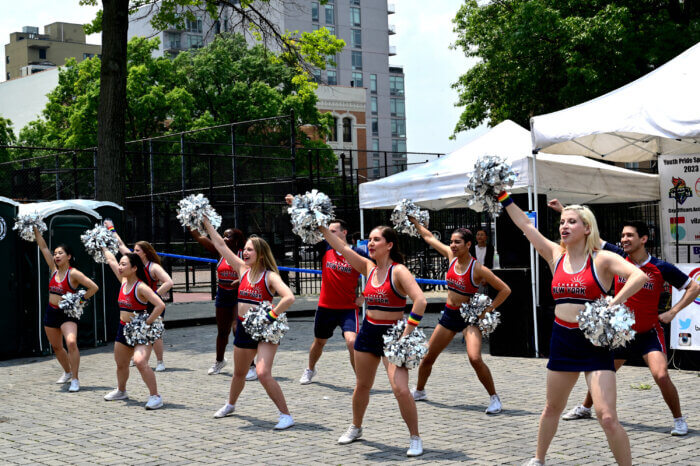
[[314, 307, 359, 339], [216, 287, 238, 309], [613, 323, 666, 360], [438, 304, 469, 333], [233, 316, 259, 349], [43, 304, 80, 329], [353, 317, 399, 357]]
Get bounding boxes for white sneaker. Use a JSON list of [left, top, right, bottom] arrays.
[[562, 405, 591, 420], [523, 459, 545, 466], [155, 361, 165, 372], [485, 394, 502, 414], [299, 368, 317, 385], [274, 413, 295, 430], [208, 359, 227, 375], [145, 395, 163, 410], [671, 417, 688, 436], [338, 424, 363, 444], [68, 379, 80, 392], [56, 372, 72, 384], [104, 389, 128, 401], [214, 403, 236, 418], [246, 365, 258, 381], [412, 388, 427, 401], [407, 436, 423, 457]]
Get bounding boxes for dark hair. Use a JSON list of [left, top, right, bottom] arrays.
[[476, 229, 488, 236], [135, 240, 161, 265], [224, 228, 247, 252], [376, 225, 404, 264], [54, 243, 77, 266], [622, 220, 650, 241], [125, 252, 149, 283], [330, 218, 349, 232], [452, 228, 474, 246]]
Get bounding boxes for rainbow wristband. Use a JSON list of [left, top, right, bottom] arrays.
[[106, 225, 115, 232], [407, 312, 422, 326], [267, 309, 279, 321], [498, 191, 513, 207]]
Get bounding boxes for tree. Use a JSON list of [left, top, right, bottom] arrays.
[[0, 117, 16, 164], [451, 0, 700, 134]]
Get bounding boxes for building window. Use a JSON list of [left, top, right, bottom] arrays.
[[371, 117, 378, 136], [324, 25, 336, 36], [185, 18, 203, 33], [350, 71, 363, 87], [188, 35, 204, 48], [390, 98, 405, 117], [83, 53, 94, 59], [165, 32, 181, 50], [311, 2, 319, 22], [373, 159, 380, 178], [351, 0, 361, 5], [329, 116, 338, 142], [325, 4, 335, 23], [5, 73, 9, 80], [5, 56, 8, 64], [351, 29, 361, 48], [372, 139, 379, 151], [351, 51, 362, 70], [224, 19, 229, 32], [312, 68, 321, 83], [327, 70, 337, 85], [389, 75, 404, 95], [371, 96, 378, 114], [391, 119, 406, 137], [312, 24, 320, 31], [370, 74, 377, 94], [392, 139, 406, 154], [343, 117, 352, 142], [38, 49, 47, 59], [350, 7, 361, 27]]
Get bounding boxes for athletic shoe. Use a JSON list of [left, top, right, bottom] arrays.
[[299, 368, 317, 385], [129, 359, 135, 367], [155, 361, 165, 372], [246, 365, 258, 381], [68, 379, 80, 392], [406, 436, 423, 457], [104, 389, 128, 401], [145, 395, 163, 410], [562, 405, 592, 420], [213, 403, 236, 418], [412, 388, 427, 401], [523, 459, 545, 466], [56, 372, 72, 384], [208, 359, 227, 375], [338, 424, 363, 444], [485, 394, 502, 414], [273, 413, 295, 430], [671, 417, 688, 436]]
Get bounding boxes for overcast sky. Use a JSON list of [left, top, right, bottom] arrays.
[[0, 0, 486, 154]]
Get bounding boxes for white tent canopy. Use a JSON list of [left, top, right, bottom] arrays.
[[359, 120, 659, 209], [531, 42, 700, 161]]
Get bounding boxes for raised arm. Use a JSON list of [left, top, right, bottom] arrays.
[[266, 272, 296, 316], [598, 251, 648, 305], [150, 263, 174, 298], [319, 225, 374, 276], [68, 269, 99, 300], [189, 227, 218, 255], [34, 226, 55, 271], [102, 248, 121, 280], [202, 218, 245, 274], [500, 192, 560, 265], [473, 263, 511, 312], [104, 219, 131, 256], [392, 264, 427, 336], [409, 217, 451, 258], [136, 283, 165, 323]]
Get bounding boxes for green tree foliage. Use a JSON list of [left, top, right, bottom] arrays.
[[452, 0, 700, 134], [0, 117, 17, 164]]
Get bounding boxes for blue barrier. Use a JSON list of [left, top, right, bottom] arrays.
[[156, 251, 447, 286]]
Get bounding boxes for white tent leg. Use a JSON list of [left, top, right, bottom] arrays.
[[530, 152, 540, 358], [360, 209, 366, 320]]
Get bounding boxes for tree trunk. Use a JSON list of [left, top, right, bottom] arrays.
[[96, 0, 129, 205]]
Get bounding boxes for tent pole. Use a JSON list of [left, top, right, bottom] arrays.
[[530, 150, 540, 358], [360, 209, 366, 320]]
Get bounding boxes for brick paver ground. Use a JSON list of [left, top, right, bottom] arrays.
[[1, 313, 697, 465]]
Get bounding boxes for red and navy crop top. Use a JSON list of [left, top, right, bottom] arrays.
[[144, 262, 158, 291], [551, 253, 607, 305], [118, 281, 148, 313], [48, 268, 77, 297], [445, 257, 479, 296], [237, 269, 274, 305], [363, 264, 407, 313], [217, 252, 242, 291]]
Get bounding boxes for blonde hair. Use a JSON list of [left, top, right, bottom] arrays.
[[248, 235, 279, 275], [560, 205, 601, 257]]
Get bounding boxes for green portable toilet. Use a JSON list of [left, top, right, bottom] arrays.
[[66, 200, 125, 342], [17, 201, 105, 356], [0, 197, 21, 359]]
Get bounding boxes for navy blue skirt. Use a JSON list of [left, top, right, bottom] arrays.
[[547, 318, 614, 372]]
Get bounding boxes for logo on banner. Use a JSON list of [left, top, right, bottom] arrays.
[[690, 268, 700, 304], [669, 177, 693, 204], [670, 216, 686, 241], [695, 177, 700, 196]]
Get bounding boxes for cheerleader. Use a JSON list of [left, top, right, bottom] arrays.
[[408, 219, 511, 413], [320, 224, 427, 457], [34, 227, 99, 392], [102, 250, 166, 410], [202, 218, 296, 430], [497, 192, 647, 466]]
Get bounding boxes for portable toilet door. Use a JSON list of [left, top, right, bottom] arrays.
[[0, 197, 21, 359], [17, 201, 104, 355]]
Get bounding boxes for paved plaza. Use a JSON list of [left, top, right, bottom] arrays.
[[0, 312, 698, 465]]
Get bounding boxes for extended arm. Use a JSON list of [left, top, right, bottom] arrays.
[[189, 228, 218, 255], [393, 264, 427, 336], [102, 248, 121, 280], [34, 226, 55, 271], [319, 226, 373, 275], [266, 272, 296, 315], [409, 217, 451, 258], [202, 218, 245, 274], [500, 193, 560, 264], [659, 280, 700, 324]]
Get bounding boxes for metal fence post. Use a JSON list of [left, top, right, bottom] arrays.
[[55, 152, 60, 200], [230, 125, 238, 228], [149, 140, 156, 242], [181, 135, 190, 293], [72, 151, 78, 198], [384, 151, 389, 177], [93, 149, 98, 199]]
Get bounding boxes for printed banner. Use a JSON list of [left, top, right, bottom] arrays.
[[658, 154, 700, 262], [670, 264, 700, 351]]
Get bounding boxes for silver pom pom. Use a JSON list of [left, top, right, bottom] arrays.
[[390, 199, 429, 237], [123, 313, 164, 346], [176, 194, 222, 235], [81, 224, 120, 264], [577, 298, 636, 349], [59, 289, 87, 319], [242, 301, 290, 344], [478, 311, 501, 336], [459, 294, 501, 336], [465, 155, 517, 215], [382, 319, 428, 369], [13, 212, 47, 242], [287, 190, 335, 244]]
